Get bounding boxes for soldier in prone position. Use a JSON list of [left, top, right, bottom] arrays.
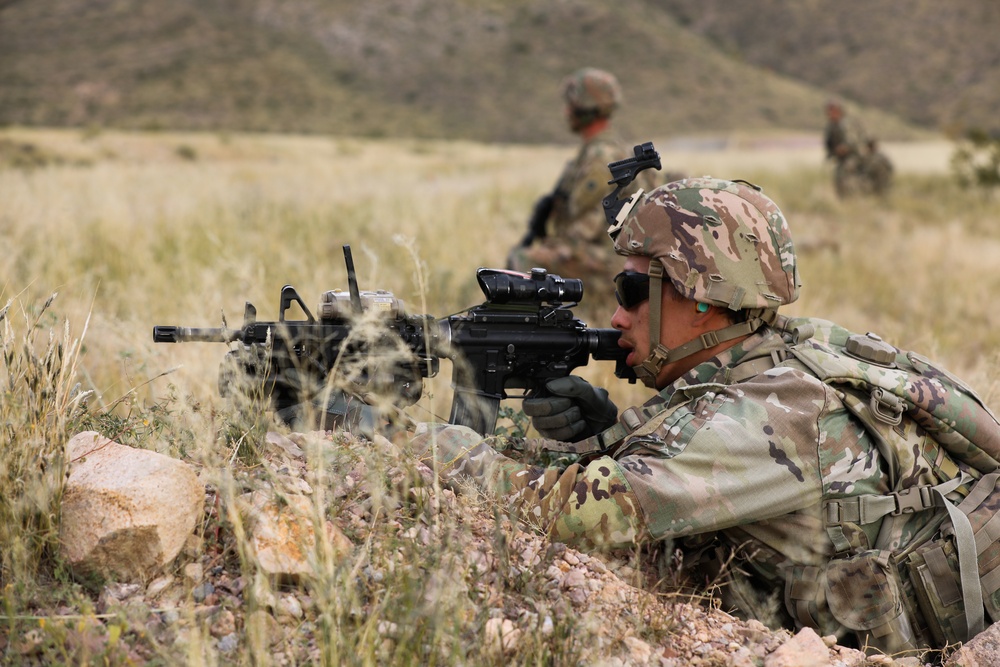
[[863, 138, 895, 197], [396, 178, 1000, 656]]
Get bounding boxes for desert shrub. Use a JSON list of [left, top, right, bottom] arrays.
[[952, 128, 1000, 190]]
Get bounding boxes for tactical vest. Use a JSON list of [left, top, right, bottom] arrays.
[[576, 316, 1000, 654], [780, 317, 1000, 654]]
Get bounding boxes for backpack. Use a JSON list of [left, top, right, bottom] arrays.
[[781, 316, 1000, 653]]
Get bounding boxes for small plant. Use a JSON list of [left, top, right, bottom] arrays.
[[175, 144, 198, 162], [494, 405, 531, 438], [951, 128, 1000, 190]]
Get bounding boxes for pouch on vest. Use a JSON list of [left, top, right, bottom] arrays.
[[825, 550, 923, 655], [905, 532, 967, 646], [902, 471, 1000, 647]]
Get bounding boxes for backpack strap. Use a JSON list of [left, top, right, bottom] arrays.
[[934, 481, 985, 638], [957, 472, 1000, 616]]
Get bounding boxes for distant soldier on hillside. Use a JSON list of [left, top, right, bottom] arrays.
[[507, 68, 652, 313], [824, 100, 869, 197]]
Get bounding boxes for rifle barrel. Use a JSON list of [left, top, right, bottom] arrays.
[[588, 328, 627, 360], [152, 326, 242, 343]]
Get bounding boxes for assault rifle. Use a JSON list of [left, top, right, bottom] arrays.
[[153, 247, 634, 435]]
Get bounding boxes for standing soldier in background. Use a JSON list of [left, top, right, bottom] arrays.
[[508, 68, 648, 312], [824, 99, 869, 198]]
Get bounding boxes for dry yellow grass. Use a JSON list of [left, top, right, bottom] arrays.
[[4, 126, 1000, 664], [3, 125, 998, 428]]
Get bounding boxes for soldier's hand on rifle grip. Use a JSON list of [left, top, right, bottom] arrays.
[[278, 393, 377, 439], [523, 376, 618, 442]]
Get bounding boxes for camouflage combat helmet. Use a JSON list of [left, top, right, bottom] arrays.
[[563, 68, 622, 118], [609, 177, 801, 385]]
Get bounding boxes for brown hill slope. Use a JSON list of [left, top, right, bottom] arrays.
[[0, 0, 923, 143], [657, 0, 1000, 135]]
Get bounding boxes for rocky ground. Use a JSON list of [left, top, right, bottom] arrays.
[[6, 429, 999, 666]]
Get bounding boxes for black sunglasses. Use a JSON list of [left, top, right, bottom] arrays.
[[613, 271, 650, 309]]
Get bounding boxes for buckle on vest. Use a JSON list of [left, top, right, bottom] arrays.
[[825, 501, 842, 525], [889, 485, 934, 516], [870, 387, 904, 426]]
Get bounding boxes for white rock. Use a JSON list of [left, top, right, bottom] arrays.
[[484, 617, 521, 656], [277, 594, 304, 620], [623, 635, 652, 664], [58, 432, 203, 581], [146, 575, 175, 598], [183, 562, 204, 585]]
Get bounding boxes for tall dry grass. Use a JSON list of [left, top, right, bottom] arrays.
[[0, 293, 87, 590], [2, 127, 1000, 664]]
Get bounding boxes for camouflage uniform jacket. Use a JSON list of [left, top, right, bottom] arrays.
[[408, 316, 924, 636], [549, 128, 632, 244], [825, 116, 867, 163]]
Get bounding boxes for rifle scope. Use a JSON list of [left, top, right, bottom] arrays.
[[476, 268, 584, 305]]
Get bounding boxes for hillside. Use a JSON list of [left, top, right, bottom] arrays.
[[0, 0, 925, 143], [657, 0, 1000, 136]]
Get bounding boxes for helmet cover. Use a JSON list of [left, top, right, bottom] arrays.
[[562, 68, 622, 117], [612, 177, 799, 310]]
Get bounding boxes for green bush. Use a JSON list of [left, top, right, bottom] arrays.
[[951, 128, 1000, 190]]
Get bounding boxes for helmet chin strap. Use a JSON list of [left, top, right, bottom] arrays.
[[631, 262, 779, 388]]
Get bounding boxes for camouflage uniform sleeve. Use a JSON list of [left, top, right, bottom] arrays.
[[406, 423, 649, 550], [405, 366, 848, 549], [617, 366, 831, 539]]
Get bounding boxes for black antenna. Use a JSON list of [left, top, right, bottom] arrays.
[[343, 245, 363, 314]]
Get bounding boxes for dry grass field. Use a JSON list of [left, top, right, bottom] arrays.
[[4, 127, 995, 418], [3, 126, 1000, 664]]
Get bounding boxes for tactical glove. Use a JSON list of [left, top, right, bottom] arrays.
[[278, 392, 376, 438], [522, 376, 618, 442]]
